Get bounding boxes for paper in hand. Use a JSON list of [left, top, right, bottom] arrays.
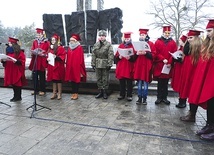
[[169, 50, 183, 60], [31, 48, 45, 56], [0, 53, 17, 62], [132, 41, 151, 52], [161, 64, 171, 74], [118, 48, 134, 57], [48, 53, 55, 66]]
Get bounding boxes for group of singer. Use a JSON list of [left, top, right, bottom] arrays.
[[1, 19, 214, 141]]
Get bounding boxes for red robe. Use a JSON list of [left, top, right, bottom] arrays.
[[28, 39, 50, 71], [153, 37, 177, 79], [188, 57, 214, 109], [3, 51, 26, 87], [177, 55, 197, 99], [65, 45, 86, 83], [115, 43, 136, 79], [133, 41, 156, 83], [171, 46, 184, 92], [47, 46, 66, 82]]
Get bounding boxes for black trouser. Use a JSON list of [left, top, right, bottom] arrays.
[[157, 78, 169, 99], [119, 78, 133, 97], [207, 98, 214, 124], [189, 103, 198, 114], [12, 85, 22, 99], [32, 70, 46, 92], [71, 81, 79, 93]]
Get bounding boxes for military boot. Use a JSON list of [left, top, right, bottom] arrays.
[[103, 89, 108, 99], [95, 89, 103, 99]]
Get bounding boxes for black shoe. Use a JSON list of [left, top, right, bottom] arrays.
[[142, 99, 147, 105], [127, 96, 132, 101], [118, 95, 125, 100], [155, 98, 162, 105], [162, 99, 170, 105], [103, 93, 108, 99], [95, 92, 103, 99], [176, 103, 186, 108], [10, 97, 15, 102], [196, 124, 214, 136], [136, 97, 142, 105], [13, 98, 22, 102]]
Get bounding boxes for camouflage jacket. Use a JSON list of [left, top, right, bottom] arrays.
[[91, 40, 114, 68]]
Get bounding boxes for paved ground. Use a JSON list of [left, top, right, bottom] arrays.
[[0, 87, 213, 155]]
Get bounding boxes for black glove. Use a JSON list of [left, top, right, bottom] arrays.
[[55, 56, 62, 61], [174, 57, 182, 63], [92, 66, 96, 71], [15, 60, 22, 65], [106, 66, 111, 71]]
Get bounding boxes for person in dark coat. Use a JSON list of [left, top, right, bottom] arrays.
[[91, 30, 114, 99]]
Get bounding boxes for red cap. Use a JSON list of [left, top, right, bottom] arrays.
[[206, 19, 214, 29], [163, 25, 171, 32], [71, 34, 81, 41], [180, 35, 187, 43], [36, 28, 44, 34], [139, 29, 149, 35], [187, 30, 203, 37], [52, 33, 60, 40], [8, 37, 19, 44], [124, 32, 132, 38]]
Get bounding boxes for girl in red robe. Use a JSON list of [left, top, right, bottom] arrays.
[[187, 19, 214, 140], [171, 35, 188, 108], [1, 37, 26, 102], [115, 32, 136, 101], [179, 30, 203, 122], [133, 29, 156, 104], [47, 34, 66, 100]]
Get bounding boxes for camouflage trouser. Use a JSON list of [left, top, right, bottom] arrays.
[[95, 68, 110, 89]]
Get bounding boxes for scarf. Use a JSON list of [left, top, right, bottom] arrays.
[[69, 42, 80, 50]]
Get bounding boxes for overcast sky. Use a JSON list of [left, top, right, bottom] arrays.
[[0, 0, 159, 40]]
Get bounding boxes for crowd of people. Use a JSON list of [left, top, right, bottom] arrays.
[[1, 19, 214, 141]]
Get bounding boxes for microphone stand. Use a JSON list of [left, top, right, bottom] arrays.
[[0, 101, 11, 107], [26, 49, 51, 118]]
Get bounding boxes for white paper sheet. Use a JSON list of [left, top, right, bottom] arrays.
[[132, 41, 151, 52], [0, 53, 17, 62], [48, 53, 55, 66], [169, 50, 183, 60], [161, 64, 171, 74], [118, 48, 134, 57], [31, 48, 45, 56]]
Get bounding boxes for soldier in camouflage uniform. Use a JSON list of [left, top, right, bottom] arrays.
[[91, 30, 114, 99]]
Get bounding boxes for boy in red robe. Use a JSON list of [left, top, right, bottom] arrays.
[[153, 25, 177, 105]]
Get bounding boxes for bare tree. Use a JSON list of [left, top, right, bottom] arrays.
[[147, 0, 213, 43]]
